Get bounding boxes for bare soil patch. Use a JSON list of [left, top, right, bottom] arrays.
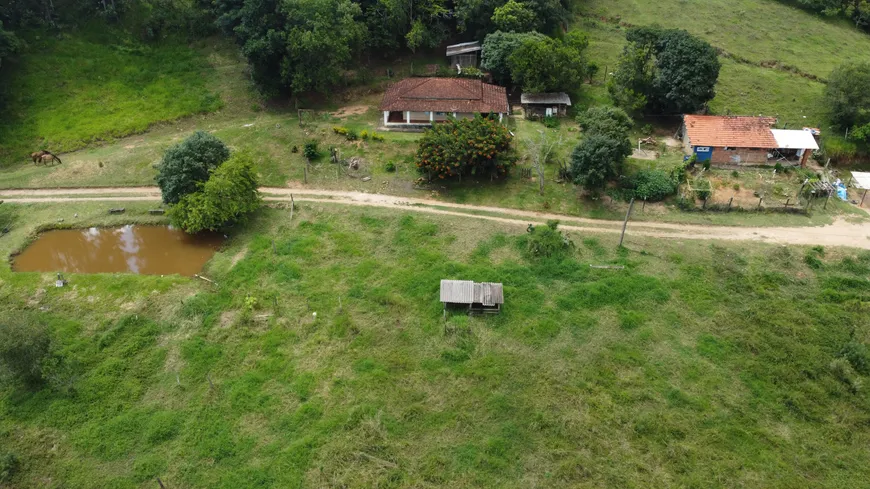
[[332, 105, 370, 118]]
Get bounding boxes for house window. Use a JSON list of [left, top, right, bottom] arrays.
[[695, 147, 711, 152]]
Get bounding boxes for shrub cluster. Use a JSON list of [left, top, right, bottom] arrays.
[[416, 116, 513, 180], [303, 141, 319, 160], [525, 220, 574, 259], [333, 126, 384, 142], [622, 169, 677, 202]]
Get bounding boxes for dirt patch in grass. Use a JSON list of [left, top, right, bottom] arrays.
[[219, 310, 238, 329], [230, 246, 248, 267], [332, 105, 371, 118]]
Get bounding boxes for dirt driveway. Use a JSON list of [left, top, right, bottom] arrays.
[[3, 186, 870, 249]]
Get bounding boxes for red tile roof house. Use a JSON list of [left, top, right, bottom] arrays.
[[681, 115, 819, 167], [379, 78, 509, 130]]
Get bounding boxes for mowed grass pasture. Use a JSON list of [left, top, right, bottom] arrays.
[[1, 202, 869, 488]]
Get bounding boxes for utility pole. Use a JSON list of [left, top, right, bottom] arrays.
[[619, 198, 635, 248]]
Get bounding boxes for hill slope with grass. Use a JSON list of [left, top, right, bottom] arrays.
[[0, 28, 223, 162], [0, 203, 869, 487], [577, 0, 870, 128]]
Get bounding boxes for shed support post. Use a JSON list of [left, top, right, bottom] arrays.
[[429, 111, 434, 123], [383, 111, 388, 125], [406, 111, 411, 124]]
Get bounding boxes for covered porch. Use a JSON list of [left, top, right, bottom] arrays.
[[383, 110, 503, 126]]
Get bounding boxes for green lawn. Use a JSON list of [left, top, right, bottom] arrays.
[[1, 202, 869, 487], [0, 27, 223, 162]]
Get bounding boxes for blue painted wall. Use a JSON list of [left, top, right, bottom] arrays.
[[693, 146, 713, 161]]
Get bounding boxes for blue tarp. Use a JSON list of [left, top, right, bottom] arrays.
[[837, 183, 848, 201]]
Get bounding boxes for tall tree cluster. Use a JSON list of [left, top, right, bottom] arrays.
[[825, 61, 870, 142], [481, 30, 590, 92], [608, 26, 720, 115]]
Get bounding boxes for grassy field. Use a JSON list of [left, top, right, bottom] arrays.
[[2, 103, 862, 227], [574, 0, 870, 129], [0, 27, 225, 161], [1, 202, 869, 487]]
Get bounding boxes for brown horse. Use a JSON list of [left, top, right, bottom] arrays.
[[31, 150, 62, 166], [31, 150, 48, 163]]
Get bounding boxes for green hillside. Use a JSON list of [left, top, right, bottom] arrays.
[[577, 0, 870, 127]]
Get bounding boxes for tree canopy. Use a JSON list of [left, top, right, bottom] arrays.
[[825, 61, 870, 136], [416, 116, 513, 180], [508, 31, 589, 93], [480, 30, 547, 85], [156, 131, 230, 204], [491, 0, 537, 32], [169, 152, 262, 233], [0, 21, 19, 70], [212, 0, 366, 95], [576, 106, 633, 140], [608, 26, 720, 115], [570, 134, 632, 192]]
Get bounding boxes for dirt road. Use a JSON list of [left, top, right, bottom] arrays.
[[3, 186, 870, 249]]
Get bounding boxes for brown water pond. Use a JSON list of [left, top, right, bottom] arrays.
[[13, 225, 224, 275]]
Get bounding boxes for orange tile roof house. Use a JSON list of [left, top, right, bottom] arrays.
[[681, 115, 818, 167], [380, 78, 509, 129]]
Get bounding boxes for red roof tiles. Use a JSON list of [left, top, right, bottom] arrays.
[[684, 115, 778, 148], [379, 78, 509, 114]]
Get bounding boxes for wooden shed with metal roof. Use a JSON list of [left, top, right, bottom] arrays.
[[440, 280, 504, 314]]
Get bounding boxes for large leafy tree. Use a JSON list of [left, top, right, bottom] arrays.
[[508, 31, 589, 92], [360, 0, 449, 53], [212, 0, 366, 95], [570, 134, 632, 192], [576, 106, 633, 140], [608, 27, 720, 114], [491, 0, 536, 32], [156, 131, 230, 204], [416, 116, 513, 180], [825, 61, 870, 135], [455, 0, 567, 36], [169, 152, 262, 233], [480, 30, 547, 85]]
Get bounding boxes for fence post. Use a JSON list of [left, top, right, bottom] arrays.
[[757, 196, 763, 210], [824, 192, 831, 210], [727, 196, 733, 211], [702, 197, 708, 209], [619, 198, 635, 248]]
